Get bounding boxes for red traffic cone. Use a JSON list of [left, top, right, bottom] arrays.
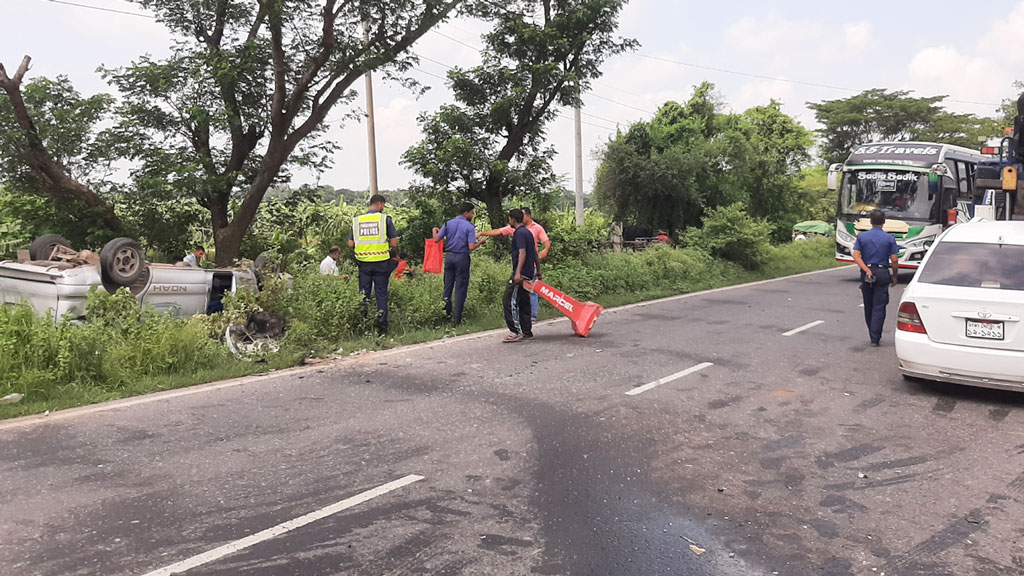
[[524, 280, 604, 337]]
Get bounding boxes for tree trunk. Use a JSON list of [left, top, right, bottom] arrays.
[[481, 184, 506, 231], [213, 224, 246, 267]]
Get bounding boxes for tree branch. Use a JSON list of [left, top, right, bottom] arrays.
[[0, 55, 123, 233]]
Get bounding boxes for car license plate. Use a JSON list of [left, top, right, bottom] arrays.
[[966, 319, 1004, 340]]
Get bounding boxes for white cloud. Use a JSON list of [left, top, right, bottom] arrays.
[[904, 2, 1024, 115], [723, 14, 875, 69]]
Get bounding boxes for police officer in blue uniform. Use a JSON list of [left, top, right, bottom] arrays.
[[852, 210, 900, 347]]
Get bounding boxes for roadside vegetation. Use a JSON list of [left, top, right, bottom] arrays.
[[0, 211, 841, 420], [3, 1, 1014, 419]]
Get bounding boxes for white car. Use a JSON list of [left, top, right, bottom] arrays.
[[895, 219, 1024, 391], [0, 236, 260, 322]]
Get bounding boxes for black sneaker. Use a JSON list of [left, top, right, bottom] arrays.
[[523, 333, 534, 340], [870, 341, 880, 347]]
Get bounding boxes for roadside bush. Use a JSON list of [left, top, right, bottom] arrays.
[[283, 272, 370, 343], [684, 203, 773, 270], [761, 236, 840, 277], [0, 288, 245, 406], [538, 207, 611, 266]]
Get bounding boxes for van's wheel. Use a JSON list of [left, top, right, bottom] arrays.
[[253, 251, 286, 280], [100, 238, 147, 286], [29, 234, 71, 261], [253, 251, 270, 272]]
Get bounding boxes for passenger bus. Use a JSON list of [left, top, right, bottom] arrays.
[[831, 142, 989, 269]]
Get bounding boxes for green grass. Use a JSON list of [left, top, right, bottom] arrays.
[[0, 238, 843, 420]]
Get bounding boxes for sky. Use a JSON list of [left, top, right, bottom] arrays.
[[3, 0, 1024, 196]]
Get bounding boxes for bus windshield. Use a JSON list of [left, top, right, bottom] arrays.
[[839, 170, 936, 221]]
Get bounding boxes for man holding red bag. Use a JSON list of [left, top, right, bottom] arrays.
[[432, 203, 488, 326]]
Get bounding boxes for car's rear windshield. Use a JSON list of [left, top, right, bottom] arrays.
[[918, 241, 1024, 290]]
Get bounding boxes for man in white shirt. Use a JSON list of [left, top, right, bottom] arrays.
[[320, 245, 341, 276], [183, 246, 205, 267]]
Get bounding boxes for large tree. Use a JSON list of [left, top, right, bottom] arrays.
[[594, 84, 816, 239], [594, 83, 746, 234], [402, 0, 635, 229], [1, 0, 461, 265], [809, 89, 999, 165]]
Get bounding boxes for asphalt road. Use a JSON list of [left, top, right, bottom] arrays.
[[3, 266, 1024, 576]]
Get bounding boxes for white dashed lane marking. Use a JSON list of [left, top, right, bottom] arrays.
[[626, 362, 714, 396], [782, 320, 825, 337], [140, 474, 425, 576]]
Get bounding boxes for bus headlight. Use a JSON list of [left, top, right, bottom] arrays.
[[904, 237, 935, 250], [837, 229, 856, 245]]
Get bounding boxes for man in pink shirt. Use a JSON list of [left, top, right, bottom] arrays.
[[479, 207, 551, 320]]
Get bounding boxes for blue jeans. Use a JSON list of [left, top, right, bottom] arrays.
[[358, 262, 390, 332], [860, 266, 891, 344], [443, 252, 471, 325]]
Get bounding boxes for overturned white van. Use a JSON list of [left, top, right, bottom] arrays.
[[0, 236, 260, 322]]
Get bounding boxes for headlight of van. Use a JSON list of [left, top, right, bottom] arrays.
[[837, 229, 856, 245]]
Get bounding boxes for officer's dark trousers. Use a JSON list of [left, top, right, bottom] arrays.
[[503, 278, 532, 337], [443, 252, 471, 325], [358, 261, 390, 332], [860, 267, 891, 344]]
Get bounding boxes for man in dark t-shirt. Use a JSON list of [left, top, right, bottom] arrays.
[[502, 208, 539, 342]]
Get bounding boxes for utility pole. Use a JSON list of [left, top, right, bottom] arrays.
[[363, 22, 379, 196], [574, 103, 584, 227]]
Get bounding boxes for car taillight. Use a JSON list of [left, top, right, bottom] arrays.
[[946, 209, 958, 227], [897, 302, 927, 334]]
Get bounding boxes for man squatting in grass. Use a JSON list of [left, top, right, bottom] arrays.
[[502, 209, 540, 343], [432, 202, 488, 326], [479, 206, 550, 320]]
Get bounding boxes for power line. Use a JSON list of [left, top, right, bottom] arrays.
[[586, 92, 655, 115], [426, 31, 655, 118], [579, 110, 622, 126], [42, 0, 154, 18], [558, 113, 616, 131], [631, 53, 1000, 108], [429, 30, 483, 52], [415, 53, 455, 70], [32, 0, 1008, 109], [410, 67, 448, 82]]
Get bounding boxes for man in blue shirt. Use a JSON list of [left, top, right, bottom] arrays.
[[852, 210, 900, 347], [432, 202, 488, 326], [502, 209, 539, 342]]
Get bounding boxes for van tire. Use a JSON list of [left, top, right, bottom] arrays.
[[253, 251, 285, 277], [29, 235, 71, 261], [253, 251, 270, 272], [100, 238, 147, 286]]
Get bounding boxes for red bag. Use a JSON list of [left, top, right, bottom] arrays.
[[423, 239, 443, 274]]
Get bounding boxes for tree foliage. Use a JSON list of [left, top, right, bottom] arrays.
[[402, 0, 635, 228], [593, 84, 814, 240], [1, 0, 461, 264], [809, 89, 1000, 165]]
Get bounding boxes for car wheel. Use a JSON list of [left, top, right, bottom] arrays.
[[29, 234, 72, 261], [100, 238, 147, 286]]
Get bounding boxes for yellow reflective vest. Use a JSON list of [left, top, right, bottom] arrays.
[[353, 212, 390, 262]]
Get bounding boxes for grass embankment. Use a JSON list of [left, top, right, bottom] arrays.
[[0, 238, 843, 420]]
